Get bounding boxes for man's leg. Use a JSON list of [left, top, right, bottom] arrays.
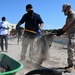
[[17, 34, 21, 44], [1, 35, 4, 51], [67, 34, 74, 67], [29, 38, 34, 60], [20, 36, 29, 60], [5, 34, 8, 51], [17, 35, 20, 44], [65, 33, 75, 72]]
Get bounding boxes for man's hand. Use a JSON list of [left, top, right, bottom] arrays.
[[56, 29, 65, 36], [16, 25, 20, 31], [16, 22, 21, 30]]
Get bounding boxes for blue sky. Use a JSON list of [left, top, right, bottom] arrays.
[[0, 0, 75, 29]]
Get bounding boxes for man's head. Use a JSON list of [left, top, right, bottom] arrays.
[[2, 17, 6, 21], [26, 4, 34, 16], [26, 4, 33, 12], [62, 3, 71, 16]]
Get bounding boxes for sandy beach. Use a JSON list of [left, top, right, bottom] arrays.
[[1, 36, 75, 75]]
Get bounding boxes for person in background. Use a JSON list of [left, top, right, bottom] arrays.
[[16, 4, 44, 61], [17, 27, 24, 44], [56, 4, 75, 72], [0, 17, 9, 52]]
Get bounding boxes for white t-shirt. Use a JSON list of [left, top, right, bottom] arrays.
[[0, 21, 9, 35]]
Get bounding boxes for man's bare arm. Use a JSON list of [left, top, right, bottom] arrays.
[[62, 19, 75, 31], [39, 23, 44, 30]]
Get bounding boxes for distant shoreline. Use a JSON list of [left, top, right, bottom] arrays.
[[53, 36, 68, 45]]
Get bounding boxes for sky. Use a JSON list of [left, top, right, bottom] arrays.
[[0, 0, 75, 29]]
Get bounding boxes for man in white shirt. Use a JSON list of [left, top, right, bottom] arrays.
[[0, 17, 9, 52]]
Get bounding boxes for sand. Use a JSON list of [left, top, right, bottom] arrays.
[[1, 36, 75, 75]]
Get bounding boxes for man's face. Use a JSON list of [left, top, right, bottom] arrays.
[[64, 10, 68, 16], [63, 7, 70, 16], [26, 8, 33, 12]]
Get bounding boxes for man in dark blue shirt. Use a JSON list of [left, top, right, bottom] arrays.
[[16, 4, 44, 61]]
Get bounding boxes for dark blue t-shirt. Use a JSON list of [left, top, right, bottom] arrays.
[[19, 12, 43, 32]]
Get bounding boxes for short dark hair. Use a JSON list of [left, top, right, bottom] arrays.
[[26, 4, 33, 10], [2, 17, 6, 21]]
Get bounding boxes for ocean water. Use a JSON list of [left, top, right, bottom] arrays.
[[53, 36, 68, 45]]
